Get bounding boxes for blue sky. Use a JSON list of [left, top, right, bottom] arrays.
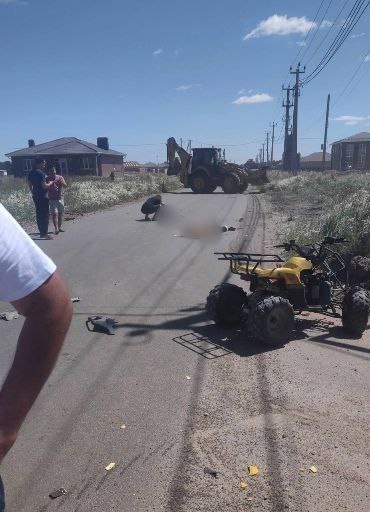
[[0, 0, 369, 163]]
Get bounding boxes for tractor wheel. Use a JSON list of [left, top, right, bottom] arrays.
[[245, 295, 294, 346], [342, 286, 370, 337], [221, 172, 241, 194], [189, 171, 209, 194], [239, 181, 249, 194], [206, 283, 247, 327], [206, 182, 218, 193]]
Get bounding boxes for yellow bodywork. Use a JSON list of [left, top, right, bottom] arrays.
[[235, 256, 313, 286]]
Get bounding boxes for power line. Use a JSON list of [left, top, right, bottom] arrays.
[[299, 0, 335, 64], [305, 0, 351, 66], [303, 0, 370, 84], [331, 49, 370, 107]]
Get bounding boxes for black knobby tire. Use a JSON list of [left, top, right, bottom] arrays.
[[206, 283, 247, 327], [342, 286, 370, 337], [189, 171, 209, 193], [239, 182, 249, 194], [206, 182, 218, 193], [246, 295, 294, 346], [221, 172, 241, 194]]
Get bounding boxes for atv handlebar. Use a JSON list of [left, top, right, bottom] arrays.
[[274, 236, 347, 253]]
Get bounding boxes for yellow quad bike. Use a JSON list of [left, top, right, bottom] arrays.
[[206, 237, 370, 346]]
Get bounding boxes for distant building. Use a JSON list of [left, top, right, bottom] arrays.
[[123, 161, 144, 173], [300, 152, 331, 171], [331, 132, 370, 171], [6, 137, 126, 177]]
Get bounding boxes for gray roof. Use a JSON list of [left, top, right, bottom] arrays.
[[301, 151, 330, 162], [331, 132, 370, 145], [6, 137, 124, 157]]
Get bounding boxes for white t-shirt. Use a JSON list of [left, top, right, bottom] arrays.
[[0, 204, 56, 302]]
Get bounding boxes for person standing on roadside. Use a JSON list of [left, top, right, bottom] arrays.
[[28, 158, 55, 239], [46, 166, 67, 235], [0, 203, 72, 511]]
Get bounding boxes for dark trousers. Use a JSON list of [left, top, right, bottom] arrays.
[[33, 196, 49, 236], [0, 476, 5, 512]]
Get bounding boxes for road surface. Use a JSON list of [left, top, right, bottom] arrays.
[[0, 190, 368, 512]]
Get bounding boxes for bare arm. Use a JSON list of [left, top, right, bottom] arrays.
[[0, 272, 72, 462], [41, 180, 54, 190], [60, 177, 67, 187]]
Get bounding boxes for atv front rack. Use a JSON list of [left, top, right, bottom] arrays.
[[215, 252, 283, 275]]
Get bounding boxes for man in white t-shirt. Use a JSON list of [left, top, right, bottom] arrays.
[[0, 204, 72, 510]]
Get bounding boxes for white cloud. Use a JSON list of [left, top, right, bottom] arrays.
[[244, 14, 316, 40], [0, 0, 27, 4], [232, 93, 273, 105], [332, 115, 370, 125], [365, 53, 370, 62], [320, 20, 333, 28], [176, 84, 200, 92], [350, 32, 365, 38], [153, 48, 163, 57], [296, 41, 307, 47]]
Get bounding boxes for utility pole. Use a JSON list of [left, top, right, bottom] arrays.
[[322, 93, 330, 172], [266, 131, 270, 163], [180, 138, 183, 148], [259, 148, 262, 163], [262, 143, 265, 163], [290, 63, 305, 175], [282, 85, 293, 171], [186, 139, 192, 153], [271, 122, 276, 165]]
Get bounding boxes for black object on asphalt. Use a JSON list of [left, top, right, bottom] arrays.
[[49, 488, 66, 499], [86, 316, 118, 335], [204, 467, 218, 478]]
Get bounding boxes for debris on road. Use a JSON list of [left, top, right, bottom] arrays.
[[86, 316, 118, 335], [105, 462, 116, 471], [240, 482, 248, 489], [309, 466, 318, 473], [49, 488, 67, 499], [0, 311, 19, 321], [120, 424, 126, 430], [204, 467, 218, 478], [71, 297, 80, 303], [186, 375, 191, 380], [247, 465, 259, 476]]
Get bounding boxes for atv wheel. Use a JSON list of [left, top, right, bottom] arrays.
[[342, 286, 370, 337], [206, 283, 247, 327], [190, 171, 209, 193], [246, 295, 294, 346], [221, 172, 241, 194]]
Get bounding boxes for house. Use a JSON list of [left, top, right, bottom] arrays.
[[6, 137, 126, 177], [123, 161, 144, 173], [300, 152, 331, 171], [331, 132, 370, 171]]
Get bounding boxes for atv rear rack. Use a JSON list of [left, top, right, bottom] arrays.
[[215, 252, 283, 276]]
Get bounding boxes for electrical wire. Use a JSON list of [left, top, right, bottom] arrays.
[[303, 0, 370, 84], [299, 0, 335, 64]]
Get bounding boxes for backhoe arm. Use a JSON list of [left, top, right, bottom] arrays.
[[167, 137, 191, 187]]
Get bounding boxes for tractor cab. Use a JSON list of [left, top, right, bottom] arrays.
[[192, 147, 221, 172]]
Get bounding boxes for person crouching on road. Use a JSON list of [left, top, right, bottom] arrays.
[[141, 194, 164, 221], [46, 166, 67, 235]]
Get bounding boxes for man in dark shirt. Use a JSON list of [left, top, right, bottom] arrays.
[[140, 194, 164, 221], [28, 158, 55, 239]]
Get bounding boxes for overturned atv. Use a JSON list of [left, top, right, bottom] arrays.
[[206, 237, 370, 346]]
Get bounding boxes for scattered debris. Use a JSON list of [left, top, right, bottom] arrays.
[[286, 215, 293, 222], [64, 216, 75, 221], [105, 462, 116, 471], [240, 482, 248, 490], [238, 218, 244, 222], [204, 467, 218, 478], [186, 375, 191, 380], [309, 466, 318, 473], [0, 311, 19, 321], [86, 316, 118, 335], [120, 424, 126, 430], [247, 465, 259, 476], [71, 297, 80, 303], [49, 488, 67, 500], [246, 497, 253, 501]]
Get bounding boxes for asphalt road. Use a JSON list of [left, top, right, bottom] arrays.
[[0, 190, 369, 512]]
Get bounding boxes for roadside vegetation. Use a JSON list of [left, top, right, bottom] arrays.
[[265, 171, 370, 255], [0, 174, 181, 224]]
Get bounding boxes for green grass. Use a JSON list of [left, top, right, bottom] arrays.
[[265, 171, 370, 254], [0, 174, 181, 224]]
